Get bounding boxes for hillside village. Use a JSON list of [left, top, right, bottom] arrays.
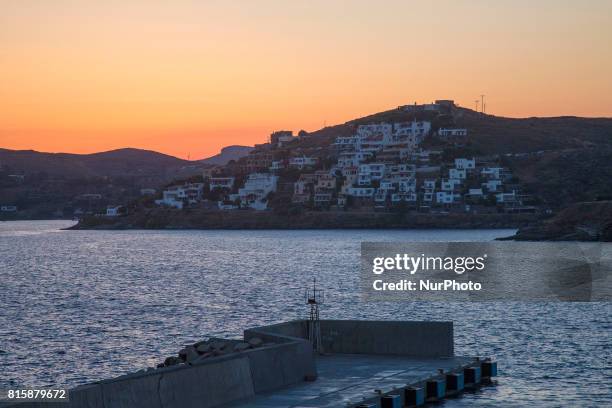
[[150, 100, 537, 216], [7, 99, 611, 224]]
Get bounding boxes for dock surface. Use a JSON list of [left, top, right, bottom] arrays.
[[229, 354, 475, 407]]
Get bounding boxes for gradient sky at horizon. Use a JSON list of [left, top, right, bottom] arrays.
[[1, 1, 611, 159]]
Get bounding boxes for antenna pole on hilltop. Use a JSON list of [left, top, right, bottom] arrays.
[[480, 94, 486, 113], [305, 278, 324, 353], [475, 100, 479, 112]]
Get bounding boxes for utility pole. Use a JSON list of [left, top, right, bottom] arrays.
[[475, 100, 479, 112], [480, 94, 485, 113]]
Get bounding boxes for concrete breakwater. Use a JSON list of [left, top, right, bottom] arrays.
[[4, 320, 496, 408]]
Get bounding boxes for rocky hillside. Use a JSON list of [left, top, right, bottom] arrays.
[[503, 201, 612, 241]]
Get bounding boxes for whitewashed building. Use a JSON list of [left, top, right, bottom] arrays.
[[155, 183, 204, 209], [209, 177, 235, 190], [441, 179, 462, 192], [269, 161, 286, 171], [481, 167, 505, 179], [289, 156, 318, 170], [347, 187, 375, 197], [439, 128, 468, 138], [482, 179, 503, 192], [454, 158, 476, 170], [449, 168, 467, 180], [106, 206, 124, 217], [234, 173, 278, 210], [436, 191, 459, 204]]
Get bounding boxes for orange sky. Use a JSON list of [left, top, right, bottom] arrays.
[[1, 0, 611, 159]]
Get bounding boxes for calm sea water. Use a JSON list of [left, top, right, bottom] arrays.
[[0, 220, 610, 407]]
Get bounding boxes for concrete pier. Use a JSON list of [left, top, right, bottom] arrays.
[[3, 320, 496, 408]]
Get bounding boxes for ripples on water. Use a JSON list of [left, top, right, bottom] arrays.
[[0, 220, 610, 406]]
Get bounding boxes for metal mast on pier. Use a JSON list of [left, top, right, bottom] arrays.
[[305, 278, 324, 353]]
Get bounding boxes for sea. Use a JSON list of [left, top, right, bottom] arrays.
[[0, 220, 610, 406]]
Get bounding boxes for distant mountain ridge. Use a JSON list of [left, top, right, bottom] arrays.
[[0, 148, 191, 178], [200, 145, 253, 165]]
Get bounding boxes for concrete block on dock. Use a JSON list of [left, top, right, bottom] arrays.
[[426, 379, 446, 400], [446, 372, 464, 392], [381, 394, 401, 408], [319, 320, 454, 358], [482, 360, 498, 378], [404, 386, 425, 406], [464, 366, 481, 385]]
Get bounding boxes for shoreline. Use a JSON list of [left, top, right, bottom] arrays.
[[68, 209, 535, 231]]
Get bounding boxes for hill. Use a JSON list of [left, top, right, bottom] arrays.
[[294, 105, 612, 155], [200, 145, 253, 165], [0, 147, 193, 179], [0, 148, 203, 220], [453, 109, 612, 154]]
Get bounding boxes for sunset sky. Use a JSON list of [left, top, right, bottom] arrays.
[[1, 1, 611, 159]]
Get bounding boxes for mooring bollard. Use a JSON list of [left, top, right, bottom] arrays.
[[426, 379, 446, 400], [446, 372, 464, 392], [380, 394, 401, 408], [404, 386, 425, 406], [482, 360, 498, 378], [464, 366, 482, 385]]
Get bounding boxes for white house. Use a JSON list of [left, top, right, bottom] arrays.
[[454, 158, 475, 170], [218, 201, 239, 210], [391, 121, 431, 146], [397, 178, 417, 193], [337, 151, 373, 168], [423, 180, 436, 190], [155, 183, 204, 209], [269, 161, 285, 171], [482, 179, 503, 192], [334, 136, 359, 148], [314, 192, 333, 206], [106, 206, 124, 217], [391, 192, 418, 203], [496, 191, 518, 203], [358, 163, 386, 181], [289, 156, 318, 169], [236, 173, 278, 210], [292, 179, 311, 204], [436, 191, 459, 204], [387, 164, 416, 178], [481, 167, 504, 179], [347, 186, 375, 197], [449, 168, 467, 180], [422, 179, 436, 203], [441, 179, 462, 191], [439, 128, 468, 138], [209, 177, 235, 190]]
